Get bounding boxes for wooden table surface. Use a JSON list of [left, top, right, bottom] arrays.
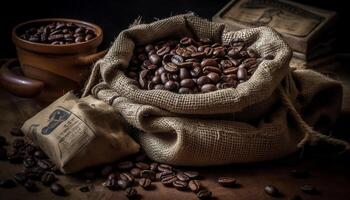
[[1, 60, 350, 200]]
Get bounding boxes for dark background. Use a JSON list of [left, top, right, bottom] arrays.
[[1, 0, 349, 58]]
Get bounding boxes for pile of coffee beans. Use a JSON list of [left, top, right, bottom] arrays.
[[100, 154, 213, 200], [126, 37, 264, 94], [0, 128, 66, 196], [1, 127, 320, 199], [19, 21, 97, 45]]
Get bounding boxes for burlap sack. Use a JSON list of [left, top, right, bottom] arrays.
[[21, 92, 140, 173], [83, 14, 349, 165]]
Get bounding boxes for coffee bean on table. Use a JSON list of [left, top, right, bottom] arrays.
[[197, 189, 212, 200], [0, 179, 16, 188], [300, 184, 318, 194], [140, 170, 155, 180], [173, 180, 188, 190], [41, 172, 56, 186], [118, 161, 133, 170], [218, 177, 237, 187], [189, 180, 201, 192], [125, 187, 137, 199], [14, 172, 27, 184], [139, 178, 152, 189], [158, 164, 172, 172], [135, 162, 150, 170], [117, 179, 131, 190], [24, 180, 38, 192], [23, 157, 36, 168], [10, 128, 24, 137], [177, 172, 190, 182], [264, 185, 280, 197], [120, 173, 134, 183], [130, 168, 141, 178], [161, 175, 177, 186], [150, 162, 159, 171], [184, 171, 200, 179], [50, 183, 66, 196]]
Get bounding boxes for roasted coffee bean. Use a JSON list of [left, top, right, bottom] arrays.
[[157, 171, 175, 180], [50, 183, 66, 196], [37, 159, 52, 170], [158, 164, 173, 172], [14, 173, 27, 185], [125, 37, 260, 93], [118, 161, 134, 170], [24, 180, 38, 192], [173, 180, 188, 190], [176, 172, 190, 182], [130, 168, 141, 178], [201, 84, 217, 93], [135, 162, 150, 170], [300, 184, 318, 194], [197, 189, 212, 200], [12, 138, 25, 148], [140, 170, 155, 180], [150, 162, 159, 171], [103, 178, 118, 190], [189, 180, 201, 192], [264, 185, 280, 197], [161, 175, 177, 186], [10, 127, 24, 136], [117, 179, 132, 190], [139, 178, 152, 189], [218, 177, 237, 187], [23, 157, 36, 168], [41, 172, 56, 186], [125, 187, 137, 198], [120, 173, 134, 183], [0, 179, 16, 188], [184, 171, 199, 179]]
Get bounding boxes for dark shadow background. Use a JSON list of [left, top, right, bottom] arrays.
[[0, 0, 349, 58]]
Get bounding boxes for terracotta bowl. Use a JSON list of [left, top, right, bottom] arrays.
[[0, 18, 106, 103]]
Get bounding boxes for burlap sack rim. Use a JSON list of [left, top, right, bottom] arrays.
[[84, 14, 292, 115]]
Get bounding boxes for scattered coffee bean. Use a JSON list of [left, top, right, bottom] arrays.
[[50, 183, 66, 196], [139, 178, 152, 189], [118, 161, 133, 170], [140, 170, 155, 180], [136, 162, 150, 170], [19, 22, 96, 45], [161, 175, 178, 186], [14, 172, 27, 184], [117, 179, 131, 190], [173, 180, 188, 190], [150, 162, 159, 171], [197, 189, 212, 200], [218, 177, 237, 187], [300, 184, 318, 194], [189, 180, 201, 192], [103, 178, 119, 190], [24, 180, 38, 192], [41, 172, 56, 186], [264, 185, 280, 197], [130, 167, 141, 178], [23, 157, 36, 168], [125, 187, 137, 199], [0, 179, 16, 188], [177, 172, 190, 182], [158, 164, 172, 172], [184, 171, 199, 179], [120, 173, 134, 183]]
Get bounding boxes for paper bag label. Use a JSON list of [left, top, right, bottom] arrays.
[[30, 107, 95, 163]]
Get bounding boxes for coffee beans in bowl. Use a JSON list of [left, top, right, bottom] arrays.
[[125, 37, 261, 94], [18, 21, 97, 45]]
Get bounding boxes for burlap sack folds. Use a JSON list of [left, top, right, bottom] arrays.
[[83, 14, 349, 166]]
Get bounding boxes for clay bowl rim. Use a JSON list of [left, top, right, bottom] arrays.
[[12, 18, 103, 54]]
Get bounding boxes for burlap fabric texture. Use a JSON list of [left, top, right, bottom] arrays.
[[83, 14, 349, 166]]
